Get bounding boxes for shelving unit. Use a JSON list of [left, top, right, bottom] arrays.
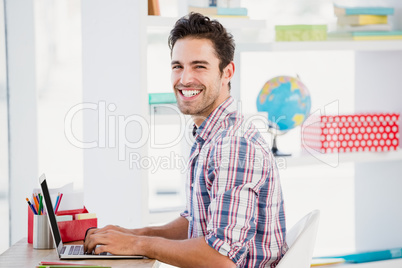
[[147, 16, 402, 52]]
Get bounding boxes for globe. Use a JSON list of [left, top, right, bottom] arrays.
[[256, 75, 311, 155]]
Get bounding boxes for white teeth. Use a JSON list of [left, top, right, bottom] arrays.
[[182, 90, 201, 97]]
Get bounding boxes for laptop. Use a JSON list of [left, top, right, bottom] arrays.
[[39, 173, 144, 259]]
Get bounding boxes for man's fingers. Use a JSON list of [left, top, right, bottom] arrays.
[[84, 232, 107, 253], [84, 229, 133, 255], [84, 237, 97, 253], [84, 227, 97, 242], [94, 244, 108, 255]]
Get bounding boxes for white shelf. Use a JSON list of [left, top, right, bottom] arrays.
[[147, 16, 402, 52], [277, 150, 402, 168], [238, 40, 402, 52], [146, 16, 266, 29]]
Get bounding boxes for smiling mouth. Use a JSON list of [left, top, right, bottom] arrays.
[[180, 89, 202, 98]]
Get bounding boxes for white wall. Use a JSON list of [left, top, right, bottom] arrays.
[[354, 51, 402, 251], [81, 0, 149, 228]]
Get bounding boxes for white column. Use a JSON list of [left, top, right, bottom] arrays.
[[81, 0, 149, 228], [5, 0, 38, 244], [354, 50, 402, 251]]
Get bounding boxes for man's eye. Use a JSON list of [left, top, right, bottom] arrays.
[[196, 65, 206, 69], [172, 65, 182, 69]]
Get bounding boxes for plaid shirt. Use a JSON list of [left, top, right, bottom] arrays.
[[181, 96, 287, 267]]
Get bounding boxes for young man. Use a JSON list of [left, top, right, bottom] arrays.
[[84, 13, 287, 268]]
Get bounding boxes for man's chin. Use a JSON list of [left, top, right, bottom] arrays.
[[178, 108, 193, 115], [177, 103, 193, 115]]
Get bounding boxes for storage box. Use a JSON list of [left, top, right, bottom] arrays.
[[275, 24, 327, 41], [28, 207, 97, 243], [302, 113, 400, 153]]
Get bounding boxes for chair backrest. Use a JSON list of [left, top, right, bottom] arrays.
[[276, 210, 320, 268]]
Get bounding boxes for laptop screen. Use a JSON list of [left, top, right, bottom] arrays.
[[39, 174, 62, 248]]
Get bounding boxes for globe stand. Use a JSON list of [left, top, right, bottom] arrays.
[[271, 134, 291, 157]]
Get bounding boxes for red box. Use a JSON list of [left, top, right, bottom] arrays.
[[28, 206, 97, 243], [302, 113, 400, 153]]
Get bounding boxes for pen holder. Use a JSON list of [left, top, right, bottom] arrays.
[[33, 215, 55, 249], [28, 206, 97, 243]]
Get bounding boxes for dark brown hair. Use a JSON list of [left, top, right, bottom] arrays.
[[168, 12, 235, 76]]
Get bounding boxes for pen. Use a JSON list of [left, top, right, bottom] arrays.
[[26, 198, 37, 215], [38, 194, 43, 215], [35, 193, 40, 206], [55, 193, 63, 214], [33, 193, 39, 212], [36, 193, 41, 213], [54, 192, 60, 212]]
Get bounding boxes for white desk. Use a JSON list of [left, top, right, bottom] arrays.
[[338, 259, 402, 268], [0, 238, 160, 268]]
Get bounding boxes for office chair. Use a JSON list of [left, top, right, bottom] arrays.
[[276, 210, 320, 268]]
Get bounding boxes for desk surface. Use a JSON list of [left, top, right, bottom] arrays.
[[339, 259, 402, 268], [0, 238, 160, 268]]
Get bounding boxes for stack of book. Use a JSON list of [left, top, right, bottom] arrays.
[[275, 25, 327, 42], [328, 5, 402, 40]]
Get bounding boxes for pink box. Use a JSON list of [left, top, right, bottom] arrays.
[[302, 113, 400, 153]]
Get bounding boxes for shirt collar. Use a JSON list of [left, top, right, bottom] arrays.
[[193, 96, 237, 142]]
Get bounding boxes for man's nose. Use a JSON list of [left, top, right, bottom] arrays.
[[180, 68, 194, 85]]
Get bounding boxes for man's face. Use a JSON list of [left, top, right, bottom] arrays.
[[171, 37, 231, 126]]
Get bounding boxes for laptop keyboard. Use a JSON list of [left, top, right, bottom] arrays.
[[70, 245, 84, 255], [61, 245, 108, 255]]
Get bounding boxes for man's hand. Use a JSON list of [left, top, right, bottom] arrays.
[[83, 216, 188, 255], [84, 227, 139, 255]]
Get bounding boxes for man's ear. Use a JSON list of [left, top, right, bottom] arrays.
[[222, 61, 235, 86]]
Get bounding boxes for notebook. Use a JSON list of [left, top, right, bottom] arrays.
[[39, 173, 143, 259]]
